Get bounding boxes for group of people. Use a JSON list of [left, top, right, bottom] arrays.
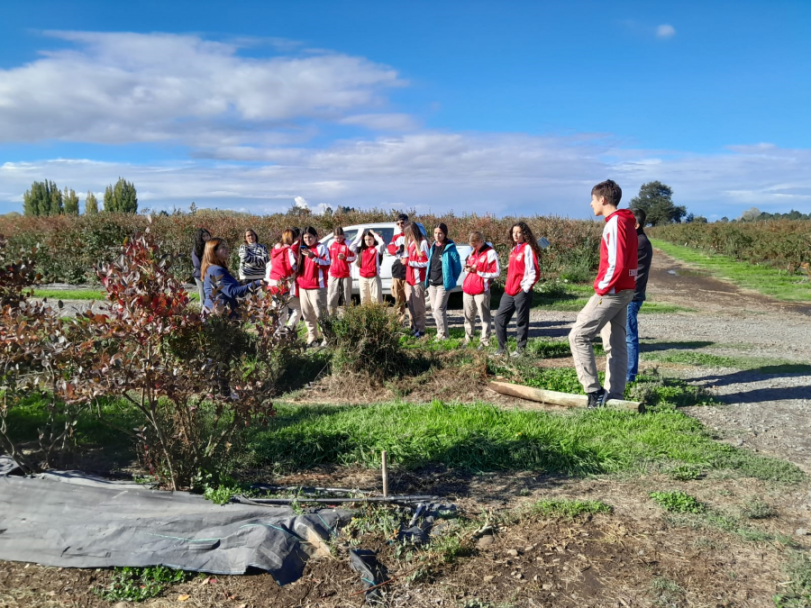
[[190, 178, 652, 407]]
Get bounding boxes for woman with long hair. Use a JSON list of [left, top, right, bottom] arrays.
[[462, 231, 500, 349], [295, 226, 331, 347], [425, 223, 462, 341], [351, 229, 386, 304], [201, 238, 262, 315], [192, 228, 211, 304], [265, 228, 299, 326], [404, 222, 430, 337], [493, 221, 542, 357], [327, 227, 357, 314], [238, 228, 269, 282]]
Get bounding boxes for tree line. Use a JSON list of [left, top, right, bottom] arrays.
[[23, 178, 138, 216]]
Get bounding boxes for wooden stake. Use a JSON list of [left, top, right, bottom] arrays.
[[489, 381, 643, 412], [381, 450, 389, 497]]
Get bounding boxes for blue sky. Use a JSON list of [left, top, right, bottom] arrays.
[[1, 0, 809, 219]]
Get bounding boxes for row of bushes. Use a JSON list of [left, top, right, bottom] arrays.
[[0, 209, 603, 284], [651, 220, 811, 273]]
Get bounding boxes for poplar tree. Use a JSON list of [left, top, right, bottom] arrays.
[[85, 192, 99, 214], [64, 187, 80, 215]]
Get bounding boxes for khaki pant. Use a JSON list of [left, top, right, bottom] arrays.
[[284, 295, 301, 328], [405, 282, 426, 333], [568, 290, 635, 398], [391, 277, 409, 324], [359, 275, 382, 305], [327, 275, 352, 314], [299, 288, 326, 343], [428, 284, 451, 339], [463, 292, 491, 345]]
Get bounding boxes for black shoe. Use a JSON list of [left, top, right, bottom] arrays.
[[587, 388, 607, 409]]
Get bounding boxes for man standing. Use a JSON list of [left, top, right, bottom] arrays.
[[387, 213, 410, 326], [568, 180, 639, 408], [626, 208, 653, 383]]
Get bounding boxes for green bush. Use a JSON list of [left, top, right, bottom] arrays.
[[320, 303, 410, 380], [650, 490, 706, 514]]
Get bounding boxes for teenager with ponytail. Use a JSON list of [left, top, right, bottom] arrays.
[[191, 228, 211, 304], [295, 226, 331, 346], [265, 229, 299, 326], [493, 222, 542, 357]]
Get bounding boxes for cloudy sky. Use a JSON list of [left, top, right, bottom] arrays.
[[1, 0, 809, 219]]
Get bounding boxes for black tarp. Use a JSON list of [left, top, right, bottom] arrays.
[[0, 457, 351, 586]]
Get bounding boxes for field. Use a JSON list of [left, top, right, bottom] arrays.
[[3, 219, 811, 607]]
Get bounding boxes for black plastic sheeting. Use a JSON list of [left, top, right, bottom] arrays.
[[0, 457, 351, 586]]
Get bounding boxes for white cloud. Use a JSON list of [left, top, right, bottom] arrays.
[[339, 113, 418, 131], [0, 31, 405, 145], [4, 135, 811, 219], [656, 24, 676, 38], [293, 195, 310, 210]]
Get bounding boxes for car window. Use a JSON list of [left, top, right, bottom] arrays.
[[377, 228, 395, 251]]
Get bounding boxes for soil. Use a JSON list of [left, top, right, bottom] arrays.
[[7, 248, 811, 607]]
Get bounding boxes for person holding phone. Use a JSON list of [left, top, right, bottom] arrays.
[[462, 231, 500, 349], [296, 226, 331, 347]]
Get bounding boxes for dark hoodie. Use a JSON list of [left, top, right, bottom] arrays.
[[633, 228, 653, 302]]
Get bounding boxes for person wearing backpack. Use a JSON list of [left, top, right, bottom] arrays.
[[387, 213, 410, 325], [462, 231, 500, 349], [493, 222, 541, 358], [425, 223, 462, 341]]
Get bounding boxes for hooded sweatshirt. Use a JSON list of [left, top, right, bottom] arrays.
[[594, 209, 639, 296]]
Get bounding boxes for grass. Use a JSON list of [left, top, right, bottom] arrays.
[[775, 551, 811, 607], [650, 490, 706, 514], [651, 239, 811, 302], [94, 566, 192, 602], [643, 350, 811, 374], [525, 498, 612, 519], [32, 288, 201, 301], [243, 400, 804, 482]]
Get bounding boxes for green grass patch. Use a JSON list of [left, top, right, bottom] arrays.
[[651, 239, 811, 302], [525, 498, 612, 519], [775, 551, 811, 607], [650, 490, 706, 513], [95, 566, 193, 602], [246, 400, 804, 482], [32, 288, 201, 301], [644, 351, 811, 374]]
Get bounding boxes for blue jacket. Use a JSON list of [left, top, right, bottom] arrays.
[[425, 240, 462, 291], [203, 265, 259, 313]]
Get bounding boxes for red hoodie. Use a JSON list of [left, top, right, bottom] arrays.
[[329, 239, 356, 278], [594, 209, 638, 296], [296, 242, 331, 290]]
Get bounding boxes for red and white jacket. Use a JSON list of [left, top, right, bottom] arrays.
[[296, 242, 331, 290], [351, 232, 386, 278], [405, 239, 430, 286], [265, 244, 297, 295], [504, 242, 538, 296], [463, 244, 500, 295], [387, 228, 407, 260], [328, 239, 357, 279], [594, 209, 638, 296]]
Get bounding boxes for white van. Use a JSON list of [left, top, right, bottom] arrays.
[[320, 222, 473, 296]]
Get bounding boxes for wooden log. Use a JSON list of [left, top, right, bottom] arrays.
[[489, 381, 643, 412]]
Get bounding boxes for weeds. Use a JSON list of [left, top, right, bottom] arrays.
[[775, 551, 811, 607], [650, 491, 706, 514], [95, 566, 192, 602], [670, 464, 704, 481], [741, 497, 776, 520], [525, 498, 612, 519]]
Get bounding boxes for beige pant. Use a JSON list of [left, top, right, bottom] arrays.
[[463, 292, 491, 345], [568, 290, 635, 398], [284, 295, 301, 328], [391, 277, 409, 324], [405, 282, 426, 333], [359, 275, 382, 305], [327, 275, 352, 314], [428, 284, 451, 339], [299, 288, 326, 343]]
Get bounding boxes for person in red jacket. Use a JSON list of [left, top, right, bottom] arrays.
[[387, 213, 410, 325], [568, 179, 639, 408], [265, 229, 299, 328], [463, 231, 501, 349], [327, 227, 357, 314], [351, 229, 386, 304], [404, 222, 430, 337], [493, 222, 542, 357], [296, 226, 331, 347]]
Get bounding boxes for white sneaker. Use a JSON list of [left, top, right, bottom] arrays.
[[320, 338, 328, 347]]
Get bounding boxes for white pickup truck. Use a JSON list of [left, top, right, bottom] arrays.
[[320, 222, 473, 296]]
